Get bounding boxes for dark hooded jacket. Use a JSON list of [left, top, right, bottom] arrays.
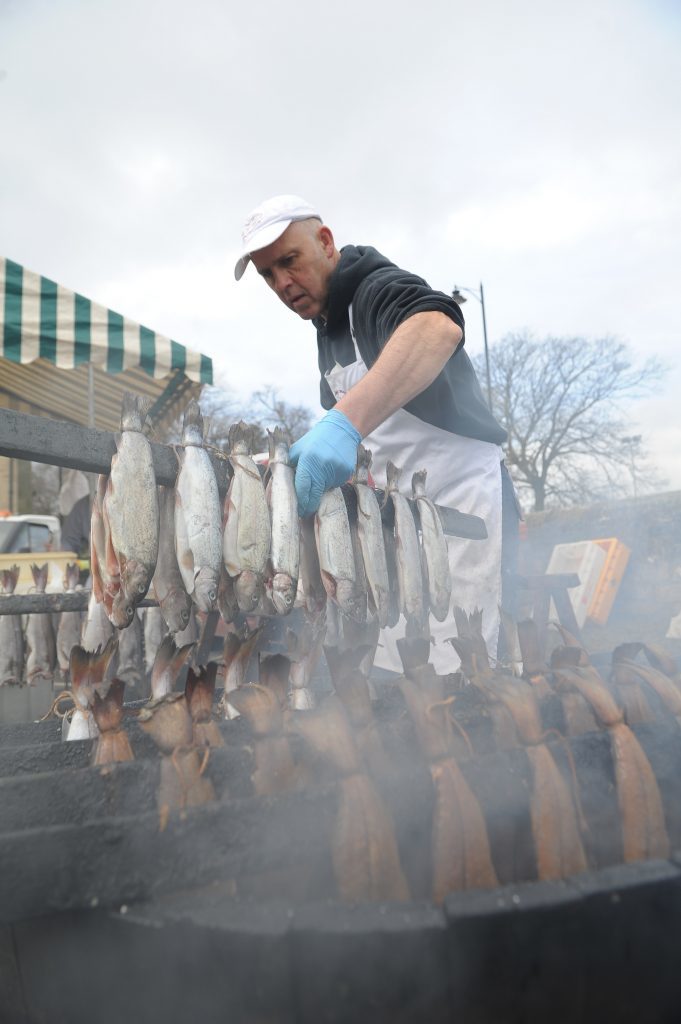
[[314, 245, 506, 445]]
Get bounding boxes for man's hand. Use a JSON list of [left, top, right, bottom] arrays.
[[289, 410, 361, 517]]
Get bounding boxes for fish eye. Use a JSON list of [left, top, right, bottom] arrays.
[[138, 583, 146, 594]]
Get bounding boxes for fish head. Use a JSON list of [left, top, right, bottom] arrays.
[[110, 592, 135, 629], [121, 561, 151, 603], [193, 567, 218, 612], [335, 579, 366, 625], [163, 588, 193, 632], [235, 570, 263, 613], [271, 573, 296, 616]]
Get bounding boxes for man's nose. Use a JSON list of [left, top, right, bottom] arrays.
[[272, 267, 293, 295]]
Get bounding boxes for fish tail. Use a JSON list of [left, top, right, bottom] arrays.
[[228, 420, 254, 453], [385, 460, 401, 491], [30, 563, 48, 590], [411, 468, 427, 498], [182, 399, 205, 440], [121, 391, 152, 431]]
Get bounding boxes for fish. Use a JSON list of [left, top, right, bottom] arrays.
[[174, 400, 222, 612], [174, 604, 200, 647], [25, 563, 56, 684], [143, 605, 166, 676], [258, 652, 291, 709], [90, 474, 119, 618], [412, 469, 451, 622], [152, 485, 192, 634], [103, 394, 159, 626], [81, 588, 115, 653], [227, 683, 297, 795], [266, 428, 299, 615], [66, 638, 118, 741], [221, 625, 263, 719], [551, 658, 669, 861], [314, 487, 364, 623], [56, 563, 83, 680], [292, 697, 409, 902], [217, 564, 240, 624], [0, 566, 24, 686], [381, 521, 401, 629], [287, 612, 326, 710], [222, 422, 271, 613], [185, 663, 224, 748], [296, 515, 326, 615], [137, 693, 215, 819], [352, 446, 390, 628], [116, 610, 145, 690], [384, 462, 424, 629], [151, 633, 195, 700]]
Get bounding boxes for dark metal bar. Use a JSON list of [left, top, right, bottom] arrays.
[[341, 483, 487, 540], [0, 407, 230, 490]]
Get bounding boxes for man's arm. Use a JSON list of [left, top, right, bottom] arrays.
[[335, 311, 462, 436], [289, 311, 462, 515]]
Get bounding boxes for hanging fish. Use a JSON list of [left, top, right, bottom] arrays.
[[412, 469, 451, 622], [103, 394, 159, 627], [174, 400, 222, 612], [153, 485, 192, 633], [352, 446, 390, 628], [56, 563, 83, 681], [266, 428, 299, 615], [0, 566, 23, 686], [25, 563, 56, 684], [223, 422, 271, 613], [384, 462, 424, 629], [314, 487, 364, 623]]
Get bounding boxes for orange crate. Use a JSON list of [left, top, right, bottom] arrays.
[[587, 538, 631, 625]]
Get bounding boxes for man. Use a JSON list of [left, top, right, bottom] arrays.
[[234, 195, 517, 670]]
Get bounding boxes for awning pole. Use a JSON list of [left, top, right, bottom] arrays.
[[87, 363, 95, 429]]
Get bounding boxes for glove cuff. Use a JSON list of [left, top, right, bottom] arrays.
[[323, 409, 362, 444]]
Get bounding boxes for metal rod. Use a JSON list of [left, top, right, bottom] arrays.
[[0, 592, 158, 615], [0, 407, 230, 491], [479, 281, 492, 410]]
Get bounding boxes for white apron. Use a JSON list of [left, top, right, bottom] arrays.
[[325, 307, 503, 674]]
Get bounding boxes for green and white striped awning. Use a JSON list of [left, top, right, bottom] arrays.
[[0, 258, 212, 384]]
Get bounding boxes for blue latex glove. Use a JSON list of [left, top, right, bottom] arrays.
[[289, 409, 362, 517]]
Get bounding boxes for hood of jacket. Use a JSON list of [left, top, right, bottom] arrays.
[[319, 245, 397, 330]]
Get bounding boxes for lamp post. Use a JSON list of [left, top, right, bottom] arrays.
[[451, 282, 492, 410]]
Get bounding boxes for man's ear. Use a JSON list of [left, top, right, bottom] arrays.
[[319, 225, 335, 257]]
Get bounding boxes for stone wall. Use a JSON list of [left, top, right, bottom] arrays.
[[519, 490, 681, 655]]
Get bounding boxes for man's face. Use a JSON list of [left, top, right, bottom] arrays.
[[250, 220, 338, 321]]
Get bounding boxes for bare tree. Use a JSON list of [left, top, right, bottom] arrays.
[[195, 383, 315, 454], [246, 385, 315, 444], [473, 334, 666, 512]]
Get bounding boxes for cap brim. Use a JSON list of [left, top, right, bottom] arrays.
[[233, 218, 294, 281]]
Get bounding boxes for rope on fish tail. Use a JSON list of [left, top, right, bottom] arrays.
[[37, 690, 76, 722]]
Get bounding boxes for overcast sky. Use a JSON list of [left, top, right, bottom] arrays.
[[2, 0, 680, 488]]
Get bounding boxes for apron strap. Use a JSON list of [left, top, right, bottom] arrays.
[[348, 303, 361, 360]]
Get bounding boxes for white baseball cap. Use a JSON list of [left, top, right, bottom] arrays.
[[234, 194, 321, 280]]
